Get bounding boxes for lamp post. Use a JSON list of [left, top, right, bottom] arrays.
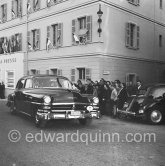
[[97, 4, 103, 37]]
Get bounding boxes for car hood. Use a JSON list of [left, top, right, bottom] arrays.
[[25, 88, 89, 104]]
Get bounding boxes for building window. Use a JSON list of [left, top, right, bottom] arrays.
[[6, 70, 15, 89], [72, 16, 92, 45], [70, 68, 91, 82], [126, 73, 137, 86], [47, 0, 64, 7], [27, 29, 40, 51], [46, 23, 63, 50], [159, 35, 162, 47], [160, 0, 163, 9], [77, 68, 85, 80], [0, 33, 22, 54], [125, 22, 140, 49], [127, 0, 140, 6], [0, 4, 7, 23], [33, 0, 40, 11], [27, 0, 40, 14], [12, 0, 22, 19]]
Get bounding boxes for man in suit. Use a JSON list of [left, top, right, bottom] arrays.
[[136, 80, 143, 95]]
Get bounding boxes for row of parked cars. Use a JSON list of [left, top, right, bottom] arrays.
[[6, 75, 165, 127]]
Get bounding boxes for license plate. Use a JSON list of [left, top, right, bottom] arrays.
[[71, 111, 81, 116]]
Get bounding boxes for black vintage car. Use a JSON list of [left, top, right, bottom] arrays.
[[117, 84, 165, 124], [7, 75, 100, 127]]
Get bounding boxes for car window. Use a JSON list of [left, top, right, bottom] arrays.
[[147, 87, 165, 99], [33, 77, 59, 88], [58, 78, 73, 90], [25, 79, 33, 89], [16, 79, 25, 89]]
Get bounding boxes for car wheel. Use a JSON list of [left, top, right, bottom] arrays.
[[148, 109, 163, 125], [35, 113, 47, 128], [10, 102, 17, 115], [79, 118, 92, 125], [112, 105, 118, 118]]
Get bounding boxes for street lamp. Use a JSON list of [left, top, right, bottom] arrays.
[[97, 4, 103, 37]]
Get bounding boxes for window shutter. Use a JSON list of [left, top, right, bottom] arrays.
[[47, 26, 51, 39], [36, 29, 40, 49], [8, 37, 12, 53], [18, 0, 22, 17], [125, 22, 130, 47], [18, 33, 22, 51], [4, 4, 7, 22], [57, 69, 62, 76], [86, 16, 92, 42], [85, 68, 91, 80], [36, 70, 40, 74], [72, 19, 76, 44], [126, 74, 130, 86], [71, 69, 76, 82], [136, 26, 140, 49], [57, 23, 63, 47]]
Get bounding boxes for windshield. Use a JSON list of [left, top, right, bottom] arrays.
[[145, 86, 165, 99], [33, 77, 73, 89]]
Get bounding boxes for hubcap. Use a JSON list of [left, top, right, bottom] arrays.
[[151, 110, 162, 123], [35, 115, 39, 124]]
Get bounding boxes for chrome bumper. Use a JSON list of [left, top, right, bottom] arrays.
[[117, 109, 144, 117], [37, 109, 100, 120]]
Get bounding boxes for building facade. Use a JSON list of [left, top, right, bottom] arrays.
[[0, 0, 165, 96]]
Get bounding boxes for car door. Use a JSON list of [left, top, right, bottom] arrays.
[[15, 79, 25, 112], [23, 78, 33, 115]]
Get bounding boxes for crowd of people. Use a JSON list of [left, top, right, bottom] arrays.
[[0, 82, 5, 99], [74, 78, 142, 116]]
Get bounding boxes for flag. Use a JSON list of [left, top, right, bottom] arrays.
[[28, 42, 33, 51], [73, 33, 79, 43], [12, 9, 16, 18], [46, 38, 52, 51], [27, 2, 31, 13]]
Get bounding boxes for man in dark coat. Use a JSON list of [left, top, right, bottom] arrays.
[[1, 82, 5, 99], [85, 78, 93, 94], [98, 79, 107, 115]]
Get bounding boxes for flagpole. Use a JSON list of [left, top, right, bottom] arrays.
[[26, 6, 29, 76]]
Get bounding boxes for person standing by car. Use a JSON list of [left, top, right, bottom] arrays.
[[85, 78, 94, 94], [1, 82, 5, 99], [117, 82, 128, 110], [98, 79, 107, 115], [136, 80, 143, 95], [77, 80, 86, 94]]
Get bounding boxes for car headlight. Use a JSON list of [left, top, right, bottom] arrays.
[[139, 109, 144, 114], [93, 97, 99, 104], [87, 106, 93, 111], [43, 96, 51, 104]]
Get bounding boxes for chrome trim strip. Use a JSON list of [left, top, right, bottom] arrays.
[[52, 102, 89, 105], [117, 109, 136, 115]]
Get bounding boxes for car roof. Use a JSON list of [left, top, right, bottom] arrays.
[[20, 75, 69, 80]]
